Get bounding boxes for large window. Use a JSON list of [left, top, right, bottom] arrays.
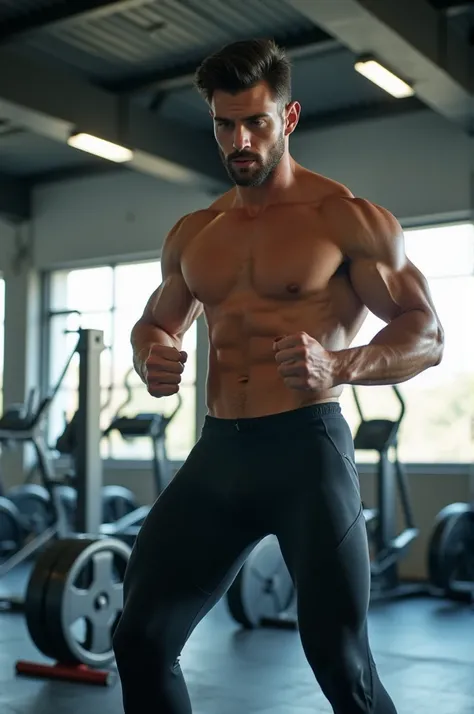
[[47, 262, 196, 462], [340, 222, 474, 464]]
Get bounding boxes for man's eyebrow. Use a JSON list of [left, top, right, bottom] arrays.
[[213, 113, 271, 122]]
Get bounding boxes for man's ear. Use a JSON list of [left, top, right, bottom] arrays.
[[285, 101, 301, 136]]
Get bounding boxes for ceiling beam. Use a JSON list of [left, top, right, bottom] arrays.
[[0, 174, 31, 223], [428, 0, 472, 10], [28, 163, 126, 187], [0, 0, 155, 43], [112, 26, 339, 95], [0, 47, 227, 190], [298, 95, 426, 132], [286, 0, 474, 133]]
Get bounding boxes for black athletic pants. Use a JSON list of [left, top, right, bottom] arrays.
[[113, 403, 398, 714]]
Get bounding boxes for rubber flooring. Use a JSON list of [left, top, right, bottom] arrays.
[[0, 566, 473, 714]]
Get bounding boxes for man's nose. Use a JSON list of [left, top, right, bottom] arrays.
[[232, 126, 251, 152]]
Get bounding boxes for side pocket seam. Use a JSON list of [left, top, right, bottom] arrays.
[[321, 420, 360, 493]]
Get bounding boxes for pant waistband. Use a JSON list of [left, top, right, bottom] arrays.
[[202, 402, 341, 435]]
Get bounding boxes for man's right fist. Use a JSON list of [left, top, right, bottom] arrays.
[[143, 344, 188, 398]]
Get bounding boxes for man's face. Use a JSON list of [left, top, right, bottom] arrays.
[[210, 82, 290, 187]]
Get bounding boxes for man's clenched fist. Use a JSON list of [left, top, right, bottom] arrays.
[[273, 332, 337, 392], [143, 344, 188, 398]]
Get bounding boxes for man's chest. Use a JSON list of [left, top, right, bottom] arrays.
[[181, 208, 344, 304]]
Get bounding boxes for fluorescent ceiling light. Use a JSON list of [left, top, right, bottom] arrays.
[[354, 58, 414, 99], [67, 133, 133, 162]]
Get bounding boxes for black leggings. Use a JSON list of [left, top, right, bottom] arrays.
[[113, 403, 397, 714]]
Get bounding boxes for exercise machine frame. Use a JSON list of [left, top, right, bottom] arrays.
[[352, 385, 425, 601]]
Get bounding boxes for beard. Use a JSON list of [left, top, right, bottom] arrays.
[[220, 132, 285, 187]]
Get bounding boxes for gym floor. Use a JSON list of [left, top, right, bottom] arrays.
[[1, 567, 473, 714]]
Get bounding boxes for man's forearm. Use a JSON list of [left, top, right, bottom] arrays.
[[332, 309, 443, 386], [131, 320, 182, 383]]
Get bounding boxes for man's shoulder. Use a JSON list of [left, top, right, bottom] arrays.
[[171, 190, 237, 238], [170, 205, 223, 239], [298, 169, 353, 205], [316, 189, 403, 260], [301, 170, 392, 221]]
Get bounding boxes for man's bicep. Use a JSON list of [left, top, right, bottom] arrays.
[[349, 255, 438, 325], [140, 214, 202, 337], [141, 272, 201, 337]]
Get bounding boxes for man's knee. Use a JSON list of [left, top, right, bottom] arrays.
[[305, 642, 375, 711], [113, 612, 140, 662], [113, 608, 168, 666]]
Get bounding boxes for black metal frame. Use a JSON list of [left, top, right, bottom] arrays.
[[74, 329, 104, 535]]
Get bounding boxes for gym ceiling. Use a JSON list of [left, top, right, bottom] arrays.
[[0, 0, 472, 223]]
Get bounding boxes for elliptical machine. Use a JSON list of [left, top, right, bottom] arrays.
[[226, 385, 423, 630], [351, 385, 423, 600], [100, 367, 182, 543]]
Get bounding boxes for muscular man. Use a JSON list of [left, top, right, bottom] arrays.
[[113, 38, 443, 714]]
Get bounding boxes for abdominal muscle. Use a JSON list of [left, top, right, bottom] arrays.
[[204, 304, 349, 419], [206, 355, 342, 419]]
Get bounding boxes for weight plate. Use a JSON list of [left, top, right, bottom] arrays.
[[101, 486, 138, 524], [8, 484, 52, 535], [25, 539, 73, 660], [44, 537, 131, 667], [226, 535, 295, 629], [428, 503, 474, 590], [0, 497, 23, 555]]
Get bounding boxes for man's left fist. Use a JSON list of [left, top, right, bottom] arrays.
[[273, 331, 337, 392]]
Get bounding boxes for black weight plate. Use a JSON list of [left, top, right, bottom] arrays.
[[101, 486, 138, 524], [44, 537, 130, 666], [428, 503, 473, 589], [8, 484, 52, 535], [25, 539, 73, 659], [44, 538, 93, 665], [0, 497, 23, 554], [440, 509, 474, 586], [227, 567, 253, 628], [226, 535, 294, 629]]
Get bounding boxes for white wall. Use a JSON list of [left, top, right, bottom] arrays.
[[33, 171, 217, 269], [291, 109, 472, 223]]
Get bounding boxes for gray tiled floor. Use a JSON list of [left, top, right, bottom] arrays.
[[1, 567, 473, 714]]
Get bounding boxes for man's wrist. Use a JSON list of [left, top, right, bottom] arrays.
[[329, 349, 351, 387], [133, 346, 151, 384]]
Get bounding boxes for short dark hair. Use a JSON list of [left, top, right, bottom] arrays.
[[194, 38, 291, 107]]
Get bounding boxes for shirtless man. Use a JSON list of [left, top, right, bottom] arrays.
[[113, 39, 443, 714]]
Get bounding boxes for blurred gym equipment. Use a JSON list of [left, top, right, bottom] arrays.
[[16, 329, 131, 685], [100, 367, 182, 544], [0, 344, 79, 587], [427, 470, 474, 605]]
